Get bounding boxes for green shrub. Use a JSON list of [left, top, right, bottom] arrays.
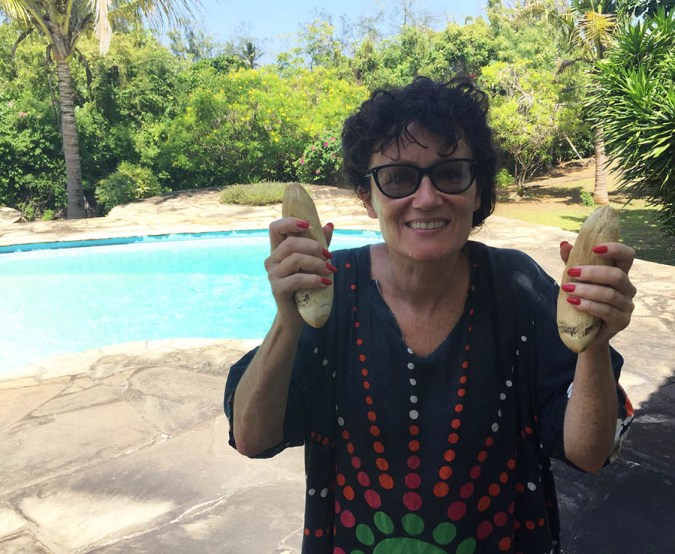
[[294, 131, 343, 185], [495, 168, 515, 188], [219, 182, 287, 205], [580, 190, 595, 207], [95, 162, 162, 213]]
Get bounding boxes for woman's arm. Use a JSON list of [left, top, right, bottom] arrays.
[[231, 217, 334, 457], [559, 241, 636, 472]]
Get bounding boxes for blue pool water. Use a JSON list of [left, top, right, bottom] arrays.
[[0, 230, 382, 374]]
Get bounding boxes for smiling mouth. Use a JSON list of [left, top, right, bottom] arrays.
[[407, 220, 448, 230]]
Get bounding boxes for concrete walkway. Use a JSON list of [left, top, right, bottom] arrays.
[[1, 187, 673, 553]]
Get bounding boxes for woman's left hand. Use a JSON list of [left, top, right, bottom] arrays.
[[559, 241, 637, 345]]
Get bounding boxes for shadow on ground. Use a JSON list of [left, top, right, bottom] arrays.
[[556, 374, 675, 554]]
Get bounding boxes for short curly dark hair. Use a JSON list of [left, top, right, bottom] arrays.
[[341, 76, 497, 227]]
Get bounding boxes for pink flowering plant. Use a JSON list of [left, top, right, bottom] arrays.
[[294, 130, 343, 185]]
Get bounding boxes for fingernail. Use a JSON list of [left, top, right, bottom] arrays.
[[567, 296, 581, 305], [296, 220, 310, 229], [560, 241, 570, 248], [321, 277, 332, 286], [326, 222, 334, 229], [322, 248, 332, 259], [562, 283, 576, 292], [592, 245, 608, 254], [326, 262, 338, 273], [567, 267, 582, 277]]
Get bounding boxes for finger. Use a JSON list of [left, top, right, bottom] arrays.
[[562, 295, 633, 337], [564, 264, 636, 299], [561, 281, 635, 312], [268, 217, 311, 250], [323, 222, 334, 248], [559, 240, 573, 265], [588, 242, 635, 274]]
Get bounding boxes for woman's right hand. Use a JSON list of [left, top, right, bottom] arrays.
[[265, 217, 335, 325]]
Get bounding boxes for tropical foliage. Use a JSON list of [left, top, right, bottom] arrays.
[[0, 0, 672, 240], [591, 7, 675, 235]]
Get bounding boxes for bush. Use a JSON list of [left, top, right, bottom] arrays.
[[95, 162, 162, 213], [219, 182, 286, 205], [294, 131, 342, 185], [580, 190, 595, 207], [591, 8, 675, 236], [495, 168, 515, 188]]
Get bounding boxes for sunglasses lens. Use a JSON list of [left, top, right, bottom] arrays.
[[376, 166, 419, 198], [432, 160, 475, 193]]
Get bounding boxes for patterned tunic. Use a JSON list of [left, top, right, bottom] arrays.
[[225, 241, 633, 554]]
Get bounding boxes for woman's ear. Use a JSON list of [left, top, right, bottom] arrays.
[[358, 187, 378, 219]]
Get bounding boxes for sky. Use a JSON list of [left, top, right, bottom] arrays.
[[190, 0, 487, 63]]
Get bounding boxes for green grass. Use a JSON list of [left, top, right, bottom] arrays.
[[219, 182, 286, 205], [494, 176, 674, 266]]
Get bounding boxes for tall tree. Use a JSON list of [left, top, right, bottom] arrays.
[[550, 0, 622, 204], [0, 0, 196, 218]]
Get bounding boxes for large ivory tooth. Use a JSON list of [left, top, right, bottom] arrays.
[[557, 205, 621, 353], [281, 183, 333, 328]]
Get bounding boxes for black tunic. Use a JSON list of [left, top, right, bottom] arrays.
[[225, 241, 633, 554]]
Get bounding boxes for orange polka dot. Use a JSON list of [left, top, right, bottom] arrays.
[[478, 495, 491, 512], [358, 354, 366, 362], [485, 436, 494, 447], [499, 472, 509, 484], [458, 388, 466, 397], [315, 529, 324, 538], [444, 449, 456, 462], [362, 381, 370, 390], [347, 443, 354, 454], [361, 368, 368, 377], [342, 430, 349, 440], [469, 308, 475, 315], [356, 338, 363, 346], [433, 482, 450, 497], [478, 450, 488, 462], [464, 344, 471, 352], [462, 361, 469, 370], [409, 425, 420, 436], [454, 404, 464, 413], [343, 486, 355, 500], [369, 425, 380, 437], [350, 284, 357, 290], [304, 528, 310, 536], [451, 418, 462, 429], [354, 322, 360, 328], [365, 396, 373, 405], [345, 263, 352, 268], [408, 440, 420, 452], [489, 484, 501, 496], [526, 520, 535, 530], [379, 474, 394, 489], [448, 433, 459, 444], [373, 441, 384, 454], [376, 457, 389, 471], [498, 537, 512, 551], [507, 458, 516, 470], [367, 411, 377, 421], [439, 466, 453, 480], [460, 375, 468, 383], [538, 518, 546, 527], [336, 474, 346, 486]]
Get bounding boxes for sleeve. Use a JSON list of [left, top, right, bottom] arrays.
[[517, 255, 634, 468], [223, 338, 313, 459]]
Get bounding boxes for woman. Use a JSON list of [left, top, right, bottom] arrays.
[[225, 77, 635, 553]]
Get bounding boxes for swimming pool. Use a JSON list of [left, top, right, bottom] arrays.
[[0, 230, 382, 375]]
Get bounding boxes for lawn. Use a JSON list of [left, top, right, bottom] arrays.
[[494, 160, 674, 266]]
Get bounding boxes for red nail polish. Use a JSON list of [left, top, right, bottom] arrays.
[[326, 262, 338, 273], [567, 296, 581, 305], [326, 222, 334, 229], [296, 220, 310, 229], [562, 283, 576, 292], [567, 268, 582, 277], [321, 277, 332, 286], [560, 241, 570, 248], [322, 248, 332, 259], [592, 245, 608, 254]]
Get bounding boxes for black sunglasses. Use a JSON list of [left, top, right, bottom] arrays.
[[365, 159, 478, 199]]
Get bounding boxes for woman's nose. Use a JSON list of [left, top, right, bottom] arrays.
[[412, 175, 442, 207]]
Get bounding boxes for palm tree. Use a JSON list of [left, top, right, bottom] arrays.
[[0, 0, 196, 218], [552, 0, 622, 205]]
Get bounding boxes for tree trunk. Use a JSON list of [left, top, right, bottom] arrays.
[[56, 60, 86, 219], [593, 127, 609, 205]]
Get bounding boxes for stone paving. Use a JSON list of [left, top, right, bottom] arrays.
[[0, 187, 673, 553]]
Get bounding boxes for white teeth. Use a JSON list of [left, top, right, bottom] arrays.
[[408, 221, 447, 230]]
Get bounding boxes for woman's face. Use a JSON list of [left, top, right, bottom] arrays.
[[360, 124, 481, 264]]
